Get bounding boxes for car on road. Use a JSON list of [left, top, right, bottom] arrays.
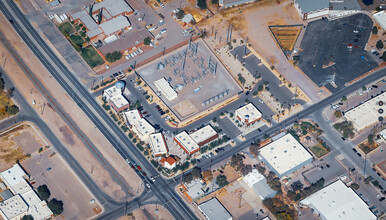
[[151, 176, 155, 182], [142, 171, 147, 176], [146, 183, 150, 189], [136, 165, 142, 170]]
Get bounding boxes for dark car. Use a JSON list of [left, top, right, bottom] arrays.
[[352, 148, 357, 153], [142, 111, 148, 115], [142, 171, 147, 176], [379, 197, 385, 202], [246, 91, 250, 95], [357, 152, 362, 157], [341, 137, 346, 141], [372, 85, 378, 88]]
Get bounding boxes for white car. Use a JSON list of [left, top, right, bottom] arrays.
[[105, 65, 110, 69], [259, 99, 264, 103], [125, 55, 131, 60]]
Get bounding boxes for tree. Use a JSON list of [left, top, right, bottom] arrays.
[[211, 0, 218, 4], [6, 105, 19, 115], [382, 51, 386, 62], [112, 51, 122, 61], [334, 110, 342, 118], [258, 85, 264, 92], [372, 26, 378, 35], [202, 170, 213, 182], [341, 96, 347, 101], [21, 215, 34, 220], [362, 86, 367, 91], [376, 40, 384, 49], [368, 133, 374, 144], [237, 73, 246, 85], [216, 174, 228, 187], [48, 198, 64, 215], [197, 0, 207, 9], [143, 37, 151, 45], [191, 167, 201, 179], [249, 144, 259, 157], [176, 9, 185, 20], [0, 77, 4, 89], [37, 185, 51, 200]]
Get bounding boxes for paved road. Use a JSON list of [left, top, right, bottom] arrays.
[[0, 1, 197, 219]]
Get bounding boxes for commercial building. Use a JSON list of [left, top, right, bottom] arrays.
[[182, 180, 205, 202], [344, 92, 385, 131], [198, 198, 232, 220], [219, 0, 254, 8], [103, 85, 122, 101], [0, 164, 53, 220], [160, 156, 176, 170], [243, 169, 276, 200], [374, 11, 386, 30], [235, 103, 262, 125], [294, 0, 329, 20], [70, 0, 133, 42], [99, 28, 153, 56], [154, 78, 178, 101], [259, 134, 313, 177], [381, 128, 386, 140], [109, 94, 129, 113], [174, 131, 200, 155], [294, 0, 361, 20], [300, 180, 376, 220], [189, 125, 219, 147], [149, 133, 168, 156], [124, 110, 155, 141]]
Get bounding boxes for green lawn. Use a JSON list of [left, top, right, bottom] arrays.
[[58, 22, 74, 38], [310, 144, 329, 158], [80, 46, 104, 68]]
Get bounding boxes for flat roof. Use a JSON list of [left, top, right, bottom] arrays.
[[0, 164, 30, 194], [22, 190, 53, 220], [243, 169, 276, 199], [198, 198, 232, 220], [185, 179, 204, 200], [134, 118, 155, 138], [235, 103, 262, 122], [124, 110, 142, 125], [259, 134, 313, 176], [219, 0, 254, 7], [190, 125, 217, 146], [243, 169, 265, 187], [99, 28, 153, 54], [300, 180, 376, 220], [374, 11, 386, 31], [110, 94, 129, 109], [175, 131, 199, 154], [92, 0, 133, 17], [0, 194, 28, 219], [295, 0, 329, 13], [345, 93, 385, 131], [99, 15, 131, 36], [103, 85, 122, 99], [149, 133, 168, 155], [154, 78, 178, 101]]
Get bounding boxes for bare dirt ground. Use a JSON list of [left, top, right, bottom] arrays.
[[198, 0, 326, 102], [0, 124, 36, 171], [0, 13, 143, 202], [118, 204, 175, 220]]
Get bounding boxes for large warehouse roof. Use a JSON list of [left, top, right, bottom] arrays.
[[295, 0, 329, 13], [154, 78, 178, 101], [374, 11, 386, 30], [259, 134, 313, 177], [198, 198, 232, 220], [92, 0, 133, 17], [99, 15, 131, 36], [345, 92, 385, 131], [190, 125, 218, 146], [300, 180, 376, 220]]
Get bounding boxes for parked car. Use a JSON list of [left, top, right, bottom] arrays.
[[379, 197, 385, 202]]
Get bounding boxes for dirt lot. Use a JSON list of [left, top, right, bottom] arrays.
[[118, 204, 175, 220], [0, 123, 39, 171], [0, 13, 142, 202]]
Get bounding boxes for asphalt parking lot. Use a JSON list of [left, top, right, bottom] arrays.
[[297, 13, 378, 93], [243, 54, 303, 107]]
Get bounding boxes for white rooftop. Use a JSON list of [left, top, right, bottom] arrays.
[[99, 15, 131, 36], [149, 133, 168, 155], [154, 78, 178, 101], [175, 131, 199, 154], [235, 103, 262, 123], [0, 194, 28, 220], [124, 110, 142, 125], [259, 134, 313, 177], [243, 169, 265, 187], [133, 119, 155, 139], [198, 198, 232, 220], [103, 85, 122, 99], [345, 93, 385, 131], [374, 10, 386, 30], [110, 94, 129, 109], [189, 125, 218, 146], [22, 190, 53, 220], [300, 180, 376, 220], [0, 164, 30, 194], [92, 0, 133, 17]]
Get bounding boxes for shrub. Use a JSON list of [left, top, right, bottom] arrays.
[[376, 40, 384, 49], [372, 26, 378, 35], [197, 0, 207, 9], [21, 215, 33, 220], [6, 105, 19, 115], [211, 0, 218, 4], [143, 37, 151, 45], [37, 185, 51, 201], [48, 199, 64, 215], [216, 174, 228, 187]]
